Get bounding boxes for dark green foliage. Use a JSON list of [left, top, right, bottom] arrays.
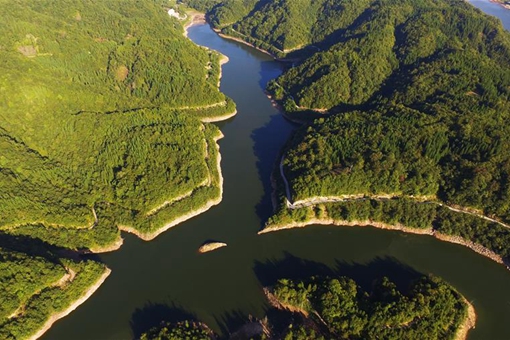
[[273, 275, 468, 340], [207, 0, 373, 54], [207, 0, 261, 28], [283, 108, 444, 200], [140, 320, 214, 340], [180, 0, 222, 13], [280, 101, 510, 222], [281, 325, 324, 340], [228, 0, 510, 256], [0, 250, 108, 340]]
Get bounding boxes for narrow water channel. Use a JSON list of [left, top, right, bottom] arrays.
[[42, 4, 510, 339]]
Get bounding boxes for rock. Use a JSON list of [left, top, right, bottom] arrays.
[[198, 242, 227, 253]]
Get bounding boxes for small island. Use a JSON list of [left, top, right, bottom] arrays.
[[198, 242, 227, 253]]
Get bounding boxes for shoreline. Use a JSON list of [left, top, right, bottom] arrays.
[[28, 267, 112, 340], [88, 236, 124, 254], [264, 283, 475, 340], [455, 298, 477, 340], [118, 132, 224, 241], [115, 10, 235, 241], [215, 30, 279, 59], [271, 148, 510, 268], [265, 92, 325, 125], [184, 12, 237, 123], [182, 12, 206, 38], [260, 217, 508, 268], [200, 109, 237, 123], [489, 0, 510, 10]]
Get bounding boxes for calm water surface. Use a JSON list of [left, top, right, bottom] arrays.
[[43, 3, 510, 339]]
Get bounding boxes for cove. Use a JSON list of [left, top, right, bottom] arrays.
[[42, 4, 510, 340]]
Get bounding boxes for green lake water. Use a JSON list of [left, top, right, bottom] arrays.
[[42, 2, 510, 339]]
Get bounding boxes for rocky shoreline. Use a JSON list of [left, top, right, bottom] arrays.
[[260, 217, 508, 269], [198, 242, 227, 253]]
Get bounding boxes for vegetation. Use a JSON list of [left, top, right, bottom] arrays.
[[272, 275, 469, 340], [0, 0, 234, 250], [268, 196, 510, 260], [140, 321, 214, 340], [0, 0, 236, 338], [208, 0, 510, 259], [139, 274, 471, 340], [0, 247, 108, 340]]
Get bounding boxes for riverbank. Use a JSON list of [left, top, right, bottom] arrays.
[[456, 298, 477, 340], [88, 236, 124, 254], [115, 10, 234, 241], [490, 0, 510, 10], [28, 267, 112, 340], [260, 217, 508, 268], [184, 12, 237, 123], [214, 30, 280, 59], [182, 12, 206, 38]]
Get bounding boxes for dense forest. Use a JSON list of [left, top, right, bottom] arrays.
[[271, 275, 470, 340], [0, 0, 235, 338], [139, 274, 471, 340], [193, 0, 510, 261], [0, 0, 235, 249], [0, 246, 109, 340]]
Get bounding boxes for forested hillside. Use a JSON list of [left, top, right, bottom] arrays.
[[195, 0, 510, 261], [269, 275, 471, 339], [0, 246, 109, 340], [138, 274, 473, 339], [267, 0, 510, 233], [0, 0, 235, 250], [0, 1, 235, 337]]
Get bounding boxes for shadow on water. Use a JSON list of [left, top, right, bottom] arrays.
[[251, 60, 297, 225], [253, 252, 423, 292], [130, 303, 255, 339], [253, 252, 335, 286], [251, 114, 290, 225], [213, 309, 252, 338], [130, 302, 197, 338], [334, 257, 423, 293], [258, 60, 285, 90]]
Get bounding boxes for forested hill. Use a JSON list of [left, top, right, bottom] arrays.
[[0, 0, 236, 250], [263, 0, 510, 225], [193, 0, 510, 259], [1, 0, 235, 337], [137, 274, 473, 339]]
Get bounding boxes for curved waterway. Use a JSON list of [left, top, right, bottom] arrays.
[[43, 4, 510, 340]]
